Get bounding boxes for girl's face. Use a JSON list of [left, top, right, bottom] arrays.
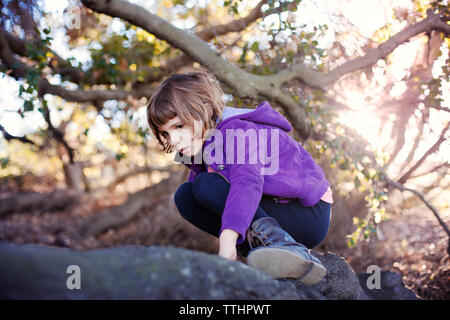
[[159, 116, 204, 157]]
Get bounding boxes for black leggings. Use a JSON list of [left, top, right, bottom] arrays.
[[174, 172, 332, 249]]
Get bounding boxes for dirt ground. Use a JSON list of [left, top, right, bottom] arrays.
[[340, 204, 450, 300]]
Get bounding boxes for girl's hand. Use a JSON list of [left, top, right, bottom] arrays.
[[218, 229, 239, 261]]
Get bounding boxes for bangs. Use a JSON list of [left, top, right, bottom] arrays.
[[147, 87, 178, 130], [149, 101, 177, 129]]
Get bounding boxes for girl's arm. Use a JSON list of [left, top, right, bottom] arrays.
[[218, 120, 264, 245]]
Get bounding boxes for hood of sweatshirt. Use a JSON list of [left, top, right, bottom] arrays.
[[217, 101, 292, 133]]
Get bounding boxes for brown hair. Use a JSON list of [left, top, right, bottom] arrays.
[[146, 67, 225, 153]]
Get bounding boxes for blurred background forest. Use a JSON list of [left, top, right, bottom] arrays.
[[0, 0, 449, 299]]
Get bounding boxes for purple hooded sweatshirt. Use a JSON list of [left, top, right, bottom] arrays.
[[177, 101, 330, 244]]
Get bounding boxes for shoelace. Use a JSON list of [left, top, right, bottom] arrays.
[[250, 227, 317, 261]]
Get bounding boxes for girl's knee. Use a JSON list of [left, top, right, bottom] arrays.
[[174, 182, 193, 210], [306, 222, 330, 248], [192, 172, 228, 202]]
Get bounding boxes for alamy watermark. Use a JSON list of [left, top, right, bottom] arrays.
[[175, 120, 280, 175], [366, 265, 381, 290], [66, 265, 81, 290]]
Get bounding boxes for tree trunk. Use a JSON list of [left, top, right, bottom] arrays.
[[63, 162, 84, 192], [0, 190, 80, 218]]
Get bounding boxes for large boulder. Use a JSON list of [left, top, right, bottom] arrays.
[[0, 241, 417, 300], [357, 271, 419, 300]]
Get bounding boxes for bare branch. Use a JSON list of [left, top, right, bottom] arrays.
[[397, 121, 450, 184], [37, 78, 155, 103], [409, 162, 449, 179], [403, 109, 428, 168], [3, 31, 85, 84], [196, 0, 298, 39], [429, 105, 450, 113], [383, 174, 450, 255], [0, 29, 155, 105], [0, 124, 36, 145], [76, 169, 183, 238], [40, 97, 76, 164], [271, 10, 450, 89], [97, 165, 172, 191]]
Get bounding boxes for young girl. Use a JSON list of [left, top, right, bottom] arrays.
[[146, 68, 333, 285]]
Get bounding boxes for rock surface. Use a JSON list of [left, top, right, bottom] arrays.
[[357, 271, 419, 300], [0, 241, 418, 300]]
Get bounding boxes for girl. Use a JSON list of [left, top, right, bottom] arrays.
[[146, 68, 333, 285]]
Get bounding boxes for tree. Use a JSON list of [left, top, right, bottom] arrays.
[[0, 0, 449, 251]]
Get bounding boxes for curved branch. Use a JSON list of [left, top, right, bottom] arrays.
[[409, 162, 449, 179], [0, 124, 36, 145], [0, 189, 79, 218], [4, 1, 294, 89], [383, 174, 450, 255], [37, 78, 155, 103], [76, 169, 183, 238], [268, 9, 450, 89], [397, 121, 449, 184], [97, 165, 172, 191], [196, 0, 298, 39], [403, 109, 428, 168], [0, 31, 155, 105]]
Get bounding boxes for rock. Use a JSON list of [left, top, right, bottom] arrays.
[[0, 241, 305, 299], [0, 241, 418, 300], [292, 251, 362, 300], [357, 271, 419, 300]]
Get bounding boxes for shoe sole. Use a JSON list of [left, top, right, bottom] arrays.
[[247, 247, 326, 285]]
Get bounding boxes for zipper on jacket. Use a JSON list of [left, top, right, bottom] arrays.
[[214, 170, 230, 184]]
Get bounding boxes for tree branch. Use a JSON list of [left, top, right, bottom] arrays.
[[397, 121, 449, 184], [383, 174, 450, 255], [0, 124, 36, 145], [409, 162, 449, 179], [0, 28, 156, 105], [76, 168, 183, 238], [40, 97, 75, 164], [269, 9, 450, 89], [97, 165, 172, 191]]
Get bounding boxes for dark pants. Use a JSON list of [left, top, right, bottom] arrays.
[[174, 172, 331, 249]]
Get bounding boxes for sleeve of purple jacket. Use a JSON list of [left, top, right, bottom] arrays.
[[187, 169, 195, 183], [218, 120, 264, 245]]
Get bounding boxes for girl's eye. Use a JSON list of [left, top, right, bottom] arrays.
[[176, 124, 183, 129]]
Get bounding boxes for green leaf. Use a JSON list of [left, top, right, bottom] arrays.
[[232, 3, 238, 14], [250, 41, 259, 53], [354, 176, 361, 189], [23, 100, 34, 112], [115, 152, 126, 161], [0, 157, 9, 168]]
